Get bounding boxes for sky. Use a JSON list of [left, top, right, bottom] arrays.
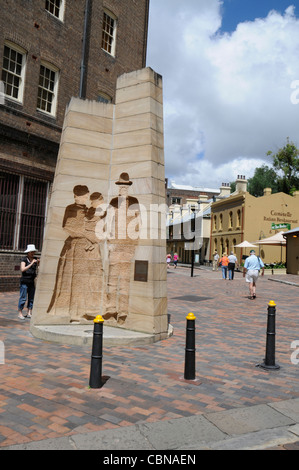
[[146, 0, 299, 189]]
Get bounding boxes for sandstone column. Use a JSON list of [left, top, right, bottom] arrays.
[[31, 67, 168, 341]]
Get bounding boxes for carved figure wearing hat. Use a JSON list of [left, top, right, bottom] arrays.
[[104, 173, 140, 324]]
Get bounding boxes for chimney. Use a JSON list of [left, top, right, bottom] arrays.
[[219, 182, 231, 197], [263, 187, 272, 196], [235, 175, 247, 193], [197, 194, 209, 211]]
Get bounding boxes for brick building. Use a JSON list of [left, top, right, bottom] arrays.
[[165, 178, 230, 264], [165, 178, 221, 208], [0, 0, 149, 290]]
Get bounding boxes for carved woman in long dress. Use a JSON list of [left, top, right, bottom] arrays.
[[47, 186, 105, 322], [83, 192, 106, 320]]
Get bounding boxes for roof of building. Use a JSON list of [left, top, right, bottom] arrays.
[[169, 181, 220, 193], [283, 227, 299, 236]]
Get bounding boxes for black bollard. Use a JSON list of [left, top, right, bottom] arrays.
[[89, 315, 104, 388], [184, 312, 196, 380], [191, 249, 195, 278], [259, 301, 280, 370]]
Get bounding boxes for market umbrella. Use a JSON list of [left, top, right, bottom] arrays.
[[234, 241, 258, 248], [254, 231, 286, 246], [254, 231, 286, 262], [234, 240, 258, 260]]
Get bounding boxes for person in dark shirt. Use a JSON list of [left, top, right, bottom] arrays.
[[18, 244, 39, 320]]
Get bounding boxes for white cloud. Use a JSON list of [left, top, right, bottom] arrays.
[[147, 1, 299, 188]]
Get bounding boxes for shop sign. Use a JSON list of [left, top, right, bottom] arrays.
[[271, 223, 291, 230]]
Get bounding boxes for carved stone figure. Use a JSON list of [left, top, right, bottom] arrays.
[[47, 186, 105, 322], [83, 192, 107, 320], [104, 173, 140, 324]]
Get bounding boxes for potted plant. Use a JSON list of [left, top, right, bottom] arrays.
[[264, 262, 287, 275]]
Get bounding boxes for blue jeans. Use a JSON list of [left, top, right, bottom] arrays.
[[222, 266, 228, 279], [18, 283, 35, 311]]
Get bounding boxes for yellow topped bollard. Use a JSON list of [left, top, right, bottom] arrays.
[[258, 300, 280, 370], [186, 312, 196, 321], [94, 315, 104, 323], [89, 315, 104, 388], [184, 312, 196, 380]]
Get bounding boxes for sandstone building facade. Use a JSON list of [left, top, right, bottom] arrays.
[[210, 176, 299, 265]]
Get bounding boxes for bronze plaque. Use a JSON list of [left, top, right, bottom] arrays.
[[134, 260, 148, 282]]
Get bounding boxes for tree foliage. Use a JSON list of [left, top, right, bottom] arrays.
[[267, 137, 299, 194], [231, 138, 299, 197], [247, 165, 279, 197]]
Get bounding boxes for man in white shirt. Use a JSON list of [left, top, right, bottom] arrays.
[[228, 251, 238, 280], [243, 250, 264, 299]]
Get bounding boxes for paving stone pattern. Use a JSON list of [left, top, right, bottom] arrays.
[[0, 267, 299, 448]]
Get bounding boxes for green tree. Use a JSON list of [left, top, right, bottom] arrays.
[[247, 165, 279, 197], [267, 138, 299, 194], [230, 181, 236, 193]]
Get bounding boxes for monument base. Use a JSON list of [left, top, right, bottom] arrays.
[[30, 322, 173, 347]]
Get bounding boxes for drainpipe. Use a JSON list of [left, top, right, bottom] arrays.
[[143, 0, 150, 67], [79, 0, 92, 99]]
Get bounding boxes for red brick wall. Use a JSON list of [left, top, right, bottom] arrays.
[[0, 0, 149, 130], [0, 0, 149, 166], [0, 253, 24, 291], [0, 0, 149, 291]]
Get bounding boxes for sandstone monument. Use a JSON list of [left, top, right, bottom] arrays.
[[30, 67, 169, 343]]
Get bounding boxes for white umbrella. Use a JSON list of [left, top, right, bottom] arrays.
[[234, 241, 258, 248], [254, 231, 286, 246], [234, 241, 258, 259], [254, 231, 286, 263]]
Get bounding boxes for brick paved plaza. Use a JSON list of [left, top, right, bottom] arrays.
[[0, 266, 298, 448]]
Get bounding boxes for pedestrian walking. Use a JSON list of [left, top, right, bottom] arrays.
[[173, 253, 178, 268], [166, 253, 172, 269], [18, 244, 39, 320], [212, 250, 219, 271], [243, 249, 264, 299], [219, 253, 229, 279], [228, 251, 238, 280]]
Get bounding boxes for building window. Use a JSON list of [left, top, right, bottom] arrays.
[[0, 172, 49, 251], [97, 92, 112, 104], [45, 0, 65, 21], [37, 62, 59, 116], [219, 213, 223, 230], [19, 178, 49, 251], [213, 215, 217, 230], [102, 10, 117, 56], [171, 197, 181, 205], [0, 172, 19, 249], [1, 42, 27, 102], [229, 211, 233, 228], [237, 209, 241, 227]]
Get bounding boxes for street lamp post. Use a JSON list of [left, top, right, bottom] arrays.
[[191, 248, 195, 277], [191, 207, 195, 277]]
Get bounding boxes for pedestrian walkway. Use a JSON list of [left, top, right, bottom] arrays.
[[0, 267, 299, 450]]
